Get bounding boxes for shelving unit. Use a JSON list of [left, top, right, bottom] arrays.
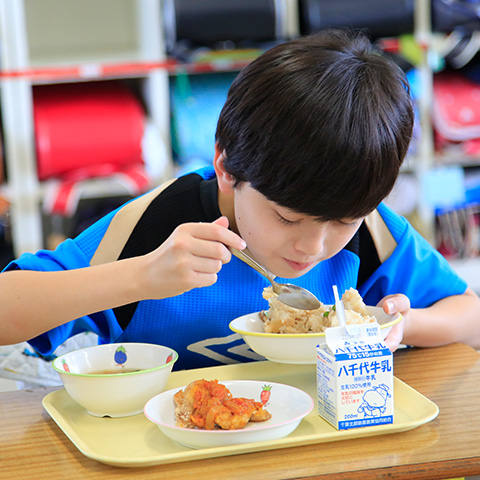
[[2, 0, 480, 293], [0, 0, 172, 256], [407, 0, 480, 290], [411, 0, 436, 242]]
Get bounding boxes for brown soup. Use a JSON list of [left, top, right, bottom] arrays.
[[88, 368, 142, 375]]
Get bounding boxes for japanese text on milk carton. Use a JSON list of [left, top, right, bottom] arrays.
[[316, 322, 393, 430]]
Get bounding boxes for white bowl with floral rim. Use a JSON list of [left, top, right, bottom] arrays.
[[53, 343, 177, 417]]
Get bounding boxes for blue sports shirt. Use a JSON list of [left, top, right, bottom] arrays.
[[4, 168, 467, 370]]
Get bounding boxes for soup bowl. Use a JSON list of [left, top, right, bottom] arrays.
[[52, 342, 177, 417]]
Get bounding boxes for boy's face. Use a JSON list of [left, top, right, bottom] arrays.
[[233, 183, 363, 279]]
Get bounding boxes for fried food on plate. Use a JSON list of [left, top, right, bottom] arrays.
[[173, 379, 271, 430]]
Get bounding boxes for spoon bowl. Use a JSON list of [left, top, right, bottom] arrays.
[[229, 248, 321, 310]]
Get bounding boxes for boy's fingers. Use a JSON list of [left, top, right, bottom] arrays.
[[384, 321, 404, 353], [378, 294, 410, 315], [210, 217, 247, 250], [177, 218, 246, 253], [212, 216, 229, 228]]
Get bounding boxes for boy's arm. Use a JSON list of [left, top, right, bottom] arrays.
[[382, 287, 480, 351], [0, 258, 146, 345], [404, 287, 480, 348], [0, 217, 246, 346]]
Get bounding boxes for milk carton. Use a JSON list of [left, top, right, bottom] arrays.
[[316, 321, 393, 430]]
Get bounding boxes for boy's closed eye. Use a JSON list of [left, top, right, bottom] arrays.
[[335, 219, 363, 228], [276, 209, 362, 230], [276, 212, 301, 226]]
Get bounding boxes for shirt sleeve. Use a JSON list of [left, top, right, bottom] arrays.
[[359, 205, 467, 308], [2, 215, 123, 356]]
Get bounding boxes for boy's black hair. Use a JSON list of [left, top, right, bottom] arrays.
[[215, 29, 414, 220]]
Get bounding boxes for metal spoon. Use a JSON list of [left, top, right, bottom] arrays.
[[229, 247, 321, 310]]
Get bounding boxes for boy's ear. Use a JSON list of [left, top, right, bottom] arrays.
[[213, 144, 235, 194]]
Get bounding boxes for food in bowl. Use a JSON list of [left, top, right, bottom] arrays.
[[53, 343, 177, 417], [261, 287, 376, 334], [229, 307, 402, 364], [173, 379, 272, 430]]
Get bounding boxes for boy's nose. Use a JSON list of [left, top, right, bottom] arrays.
[[293, 230, 325, 257]]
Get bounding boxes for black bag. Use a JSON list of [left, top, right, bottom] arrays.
[[432, 0, 480, 33], [298, 0, 415, 39], [163, 0, 298, 52]]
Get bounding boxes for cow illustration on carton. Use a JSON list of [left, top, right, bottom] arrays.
[[357, 384, 392, 418]]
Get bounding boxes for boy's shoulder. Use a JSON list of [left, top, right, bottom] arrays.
[[90, 169, 217, 266], [364, 204, 409, 264]]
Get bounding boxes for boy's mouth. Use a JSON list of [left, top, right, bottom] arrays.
[[283, 258, 315, 272]]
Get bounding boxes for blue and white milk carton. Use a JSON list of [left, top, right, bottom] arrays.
[[316, 321, 393, 430]]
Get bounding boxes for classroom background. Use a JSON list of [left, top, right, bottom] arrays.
[[1, 0, 479, 391]]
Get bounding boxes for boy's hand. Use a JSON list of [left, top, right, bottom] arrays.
[[377, 293, 410, 352], [141, 217, 246, 300]]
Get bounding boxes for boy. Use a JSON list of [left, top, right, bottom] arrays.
[[1, 30, 479, 370]]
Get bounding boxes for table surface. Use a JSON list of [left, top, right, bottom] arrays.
[[1, 342, 480, 480]]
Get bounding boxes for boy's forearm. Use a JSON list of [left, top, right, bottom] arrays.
[[403, 288, 480, 349], [0, 257, 146, 346]]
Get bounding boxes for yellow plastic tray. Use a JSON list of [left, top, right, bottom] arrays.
[[42, 361, 439, 468]]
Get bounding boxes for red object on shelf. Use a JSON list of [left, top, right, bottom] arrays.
[[33, 81, 145, 181], [0, 58, 252, 81], [42, 164, 150, 216]]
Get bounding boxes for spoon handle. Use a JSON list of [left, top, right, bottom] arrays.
[[229, 247, 276, 284]]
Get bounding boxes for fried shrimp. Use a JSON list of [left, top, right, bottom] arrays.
[[173, 379, 272, 430]]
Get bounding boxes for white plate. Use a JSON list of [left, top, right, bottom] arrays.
[[229, 307, 402, 364], [144, 380, 314, 449]]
